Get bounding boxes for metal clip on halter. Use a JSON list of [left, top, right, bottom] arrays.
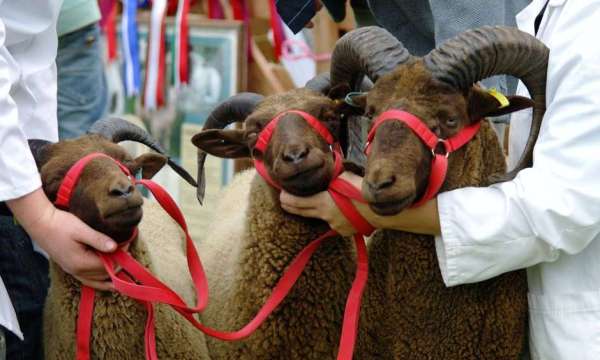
[[344, 92, 367, 108]]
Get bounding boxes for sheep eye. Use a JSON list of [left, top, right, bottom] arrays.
[[446, 118, 458, 127]]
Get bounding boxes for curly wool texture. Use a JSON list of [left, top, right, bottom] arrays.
[[43, 202, 210, 360], [198, 169, 361, 359], [357, 121, 528, 359]]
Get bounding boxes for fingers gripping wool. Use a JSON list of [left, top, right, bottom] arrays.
[[43, 202, 210, 360]]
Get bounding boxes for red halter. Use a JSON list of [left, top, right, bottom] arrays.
[[62, 148, 371, 359], [365, 109, 481, 207], [253, 109, 345, 188]]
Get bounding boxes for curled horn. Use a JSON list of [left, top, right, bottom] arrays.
[[330, 26, 412, 89], [424, 26, 549, 181], [305, 72, 332, 94], [88, 117, 197, 187], [195, 92, 264, 204]]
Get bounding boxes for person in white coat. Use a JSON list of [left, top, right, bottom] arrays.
[[280, 0, 600, 358], [0, 1, 118, 358]]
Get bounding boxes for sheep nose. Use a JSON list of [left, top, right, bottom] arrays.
[[109, 180, 135, 198], [282, 145, 309, 164], [367, 175, 396, 192]]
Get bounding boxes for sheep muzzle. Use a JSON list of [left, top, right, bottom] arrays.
[[55, 152, 143, 243], [253, 110, 343, 196], [363, 110, 480, 214]]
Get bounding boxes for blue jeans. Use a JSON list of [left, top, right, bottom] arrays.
[[57, 23, 108, 139], [0, 217, 48, 360]]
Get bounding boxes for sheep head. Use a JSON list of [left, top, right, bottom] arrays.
[[330, 26, 548, 215], [32, 135, 167, 242], [191, 89, 346, 202], [27, 117, 197, 241]]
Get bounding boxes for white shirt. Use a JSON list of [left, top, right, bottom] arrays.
[[0, 0, 62, 339], [436, 0, 600, 358]]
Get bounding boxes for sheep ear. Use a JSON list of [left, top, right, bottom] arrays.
[[468, 87, 535, 123], [191, 129, 250, 158], [132, 153, 168, 179]]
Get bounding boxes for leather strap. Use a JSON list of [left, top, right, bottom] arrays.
[[365, 110, 481, 206]]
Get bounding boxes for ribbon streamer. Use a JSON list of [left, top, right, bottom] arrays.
[[174, 0, 191, 87], [267, 0, 286, 61], [122, 0, 142, 96], [207, 0, 225, 19], [143, 0, 168, 110], [281, 38, 331, 62], [101, 0, 118, 62]]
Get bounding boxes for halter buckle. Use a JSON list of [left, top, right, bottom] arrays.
[[432, 139, 450, 158]]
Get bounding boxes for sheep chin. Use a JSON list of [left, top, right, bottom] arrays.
[[279, 165, 331, 197], [369, 195, 414, 216]]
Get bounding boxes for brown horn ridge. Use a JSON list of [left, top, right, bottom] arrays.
[[424, 25, 549, 181], [330, 26, 412, 89], [88, 117, 198, 187], [194, 92, 264, 204]]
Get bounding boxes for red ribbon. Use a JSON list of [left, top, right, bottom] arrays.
[[175, 0, 191, 86], [207, 0, 225, 19], [267, 0, 286, 61], [101, 0, 118, 63]]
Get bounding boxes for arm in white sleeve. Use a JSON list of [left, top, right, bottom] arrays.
[[436, 5, 600, 286], [0, 18, 43, 201]]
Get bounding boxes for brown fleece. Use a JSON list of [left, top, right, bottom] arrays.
[[198, 170, 362, 359], [358, 121, 528, 359], [43, 202, 210, 359]]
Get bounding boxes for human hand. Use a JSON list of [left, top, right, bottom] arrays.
[[8, 189, 118, 291], [280, 172, 363, 236]]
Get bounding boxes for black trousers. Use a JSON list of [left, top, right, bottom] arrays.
[[0, 216, 49, 360]]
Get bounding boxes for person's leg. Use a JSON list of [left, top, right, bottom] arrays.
[[57, 22, 108, 140], [0, 217, 49, 360]]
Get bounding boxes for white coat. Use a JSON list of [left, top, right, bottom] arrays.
[[436, 0, 600, 358], [0, 0, 62, 339]]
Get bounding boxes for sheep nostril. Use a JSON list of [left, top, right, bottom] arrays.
[[109, 183, 134, 198], [369, 175, 396, 191], [282, 147, 309, 164]]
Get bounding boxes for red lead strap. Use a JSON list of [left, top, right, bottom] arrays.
[[365, 109, 481, 207]]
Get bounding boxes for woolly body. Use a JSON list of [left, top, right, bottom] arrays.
[[198, 169, 359, 359], [359, 121, 528, 359]]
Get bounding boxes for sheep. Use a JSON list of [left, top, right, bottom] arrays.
[[190, 89, 366, 359], [35, 118, 210, 359], [327, 26, 548, 359]]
